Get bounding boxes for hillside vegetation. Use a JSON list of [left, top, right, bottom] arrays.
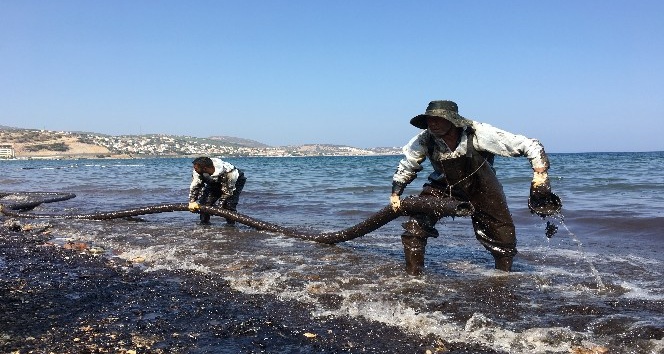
[[0, 127, 400, 159]]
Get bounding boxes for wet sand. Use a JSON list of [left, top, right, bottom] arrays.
[[0, 220, 503, 354]]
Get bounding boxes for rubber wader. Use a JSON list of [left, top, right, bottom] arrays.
[[199, 170, 246, 225], [400, 132, 517, 274]]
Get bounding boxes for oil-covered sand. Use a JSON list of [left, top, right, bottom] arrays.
[[0, 220, 502, 354]]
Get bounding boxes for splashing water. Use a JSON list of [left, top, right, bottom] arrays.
[[549, 213, 607, 292]]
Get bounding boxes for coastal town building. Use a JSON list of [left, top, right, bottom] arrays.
[[0, 144, 16, 159]]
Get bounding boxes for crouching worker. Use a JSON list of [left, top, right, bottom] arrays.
[[390, 100, 561, 275], [188, 156, 246, 225]]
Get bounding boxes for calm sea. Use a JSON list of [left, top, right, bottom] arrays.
[[1, 152, 663, 353]]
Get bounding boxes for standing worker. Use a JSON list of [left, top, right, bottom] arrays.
[[188, 156, 246, 225], [390, 100, 561, 275]]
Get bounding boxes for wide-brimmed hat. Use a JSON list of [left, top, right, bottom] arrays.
[[410, 100, 473, 129]]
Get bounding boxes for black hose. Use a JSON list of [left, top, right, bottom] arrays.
[[0, 193, 473, 244], [0, 192, 76, 211]]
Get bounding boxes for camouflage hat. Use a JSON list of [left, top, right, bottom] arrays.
[[410, 100, 473, 129]]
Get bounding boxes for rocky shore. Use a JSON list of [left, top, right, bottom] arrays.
[[0, 219, 502, 354]]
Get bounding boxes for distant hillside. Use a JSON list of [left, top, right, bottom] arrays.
[[0, 128, 113, 158], [0, 126, 401, 158], [208, 136, 271, 148]]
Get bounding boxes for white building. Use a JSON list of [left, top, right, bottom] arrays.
[[0, 144, 16, 159]]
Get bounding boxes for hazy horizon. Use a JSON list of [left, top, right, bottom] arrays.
[[4, 123, 664, 154]]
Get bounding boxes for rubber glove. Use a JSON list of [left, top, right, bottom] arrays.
[[390, 194, 401, 212], [188, 201, 200, 212], [528, 171, 562, 216], [532, 171, 550, 188]]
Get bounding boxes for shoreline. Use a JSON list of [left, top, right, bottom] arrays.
[[0, 153, 402, 161], [0, 219, 502, 353]]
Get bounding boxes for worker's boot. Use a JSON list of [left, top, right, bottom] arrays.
[[401, 235, 427, 276], [199, 212, 211, 225], [400, 217, 437, 276], [494, 256, 513, 272]]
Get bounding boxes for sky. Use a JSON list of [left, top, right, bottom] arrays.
[[1, 1, 663, 153]]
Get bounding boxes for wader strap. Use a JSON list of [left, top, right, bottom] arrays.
[[466, 127, 495, 169], [466, 128, 476, 171]]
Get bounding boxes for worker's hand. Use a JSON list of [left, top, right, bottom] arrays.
[[188, 201, 200, 212], [528, 171, 562, 216], [531, 171, 551, 192], [390, 194, 401, 212]]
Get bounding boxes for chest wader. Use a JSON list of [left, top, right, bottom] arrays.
[[220, 170, 246, 225], [400, 134, 517, 275], [199, 170, 246, 225], [198, 175, 222, 224]]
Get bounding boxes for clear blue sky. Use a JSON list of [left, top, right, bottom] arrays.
[[1, 1, 662, 152]]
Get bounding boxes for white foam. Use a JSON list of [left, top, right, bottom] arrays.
[[260, 236, 298, 248], [313, 298, 598, 353], [114, 245, 211, 273], [648, 339, 664, 354], [528, 260, 663, 300], [604, 253, 663, 271], [224, 270, 318, 304], [619, 280, 664, 300], [217, 264, 602, 354]]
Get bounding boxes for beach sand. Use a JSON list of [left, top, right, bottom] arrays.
[[0, 219, 502, 354]]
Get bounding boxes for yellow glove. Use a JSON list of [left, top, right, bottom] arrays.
[[532, 171, 549, 187], [531, 171, 551, 195], [188, 201, 200, 212], [390, 195, 401, 212]]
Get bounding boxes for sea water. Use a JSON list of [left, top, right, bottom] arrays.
[[1, 152, 663, 353]]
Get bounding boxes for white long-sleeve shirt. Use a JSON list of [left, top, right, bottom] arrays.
[[393, 121, 549, 186], [189, 158, 240, 202]]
